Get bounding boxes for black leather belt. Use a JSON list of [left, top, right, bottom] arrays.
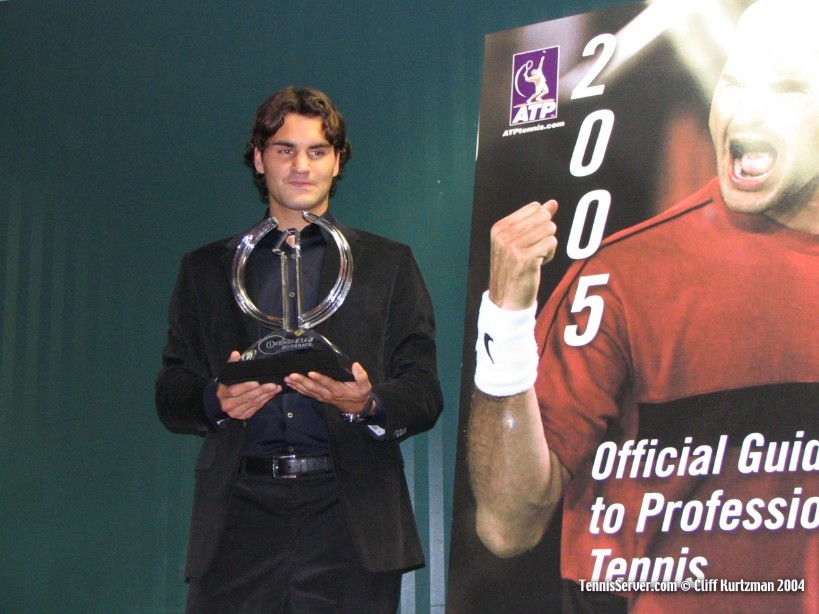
[[240, 454, 333, 479]]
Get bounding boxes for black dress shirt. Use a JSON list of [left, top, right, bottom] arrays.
[[243, 218, 329, 456]]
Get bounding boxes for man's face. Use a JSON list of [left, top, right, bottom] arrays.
[[709, 1, 819, 228], [254, 113, 340, 221]]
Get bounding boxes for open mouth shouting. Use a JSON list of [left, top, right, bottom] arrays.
[[729, 139, 778, 189]]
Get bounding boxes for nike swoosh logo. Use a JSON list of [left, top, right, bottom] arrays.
[[484, 332, 495, 364]]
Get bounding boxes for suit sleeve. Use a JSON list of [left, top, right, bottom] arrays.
[[372, 246, 443, 441], [155, 252, 215, 435]]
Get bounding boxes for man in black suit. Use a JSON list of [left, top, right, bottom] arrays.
[[156, 86, 443, 613]]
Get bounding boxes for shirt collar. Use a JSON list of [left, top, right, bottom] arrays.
[[259, 210, 331, 247]]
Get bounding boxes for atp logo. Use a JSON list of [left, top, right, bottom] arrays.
[[510, 46, 559, 125]]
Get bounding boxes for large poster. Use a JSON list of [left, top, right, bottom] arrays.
[[449, 1, 818, 611]]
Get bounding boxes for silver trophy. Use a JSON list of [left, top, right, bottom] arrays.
[[218, 211, 354, 385]]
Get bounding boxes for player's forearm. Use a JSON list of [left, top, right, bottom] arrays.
[[468, 388, 566, 557]]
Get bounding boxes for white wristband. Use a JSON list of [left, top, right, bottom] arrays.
[[474, 291, 539, 397]]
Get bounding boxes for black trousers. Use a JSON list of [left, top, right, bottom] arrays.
[[186, 472, 401, 613]]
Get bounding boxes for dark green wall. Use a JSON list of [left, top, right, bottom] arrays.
[[0, 1, 629, 611]]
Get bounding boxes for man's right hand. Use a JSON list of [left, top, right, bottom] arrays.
[[488, 200, 558, 310], [216, 351, 282, 420]]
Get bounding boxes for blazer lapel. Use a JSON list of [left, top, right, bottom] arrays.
[[315, 219, 363, 340], [220, 235, 258, 350]]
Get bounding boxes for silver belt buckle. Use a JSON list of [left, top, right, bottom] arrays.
[[271, 454, 298, 479]]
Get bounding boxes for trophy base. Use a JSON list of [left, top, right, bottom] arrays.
[[217, 330, 354, 386]]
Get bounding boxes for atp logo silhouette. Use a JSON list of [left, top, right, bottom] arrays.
[[511, 46, 559, 125]]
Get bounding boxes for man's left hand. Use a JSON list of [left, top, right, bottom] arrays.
[[284, 361, 372, 415]]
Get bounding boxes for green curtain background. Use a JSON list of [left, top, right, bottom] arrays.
[[0, 1, 627, 611]]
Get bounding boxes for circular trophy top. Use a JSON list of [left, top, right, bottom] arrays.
[[231, 211, 353, 330]]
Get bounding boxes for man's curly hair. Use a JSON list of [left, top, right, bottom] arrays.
[[244, 86, 352, 202]]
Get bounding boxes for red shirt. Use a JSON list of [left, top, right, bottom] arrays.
[[536, 179, 819, 612]]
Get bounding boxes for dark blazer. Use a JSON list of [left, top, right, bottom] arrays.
[[156, 215, 443, 578]]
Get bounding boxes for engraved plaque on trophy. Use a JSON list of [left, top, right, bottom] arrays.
[[217, 211, 354, 386]]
